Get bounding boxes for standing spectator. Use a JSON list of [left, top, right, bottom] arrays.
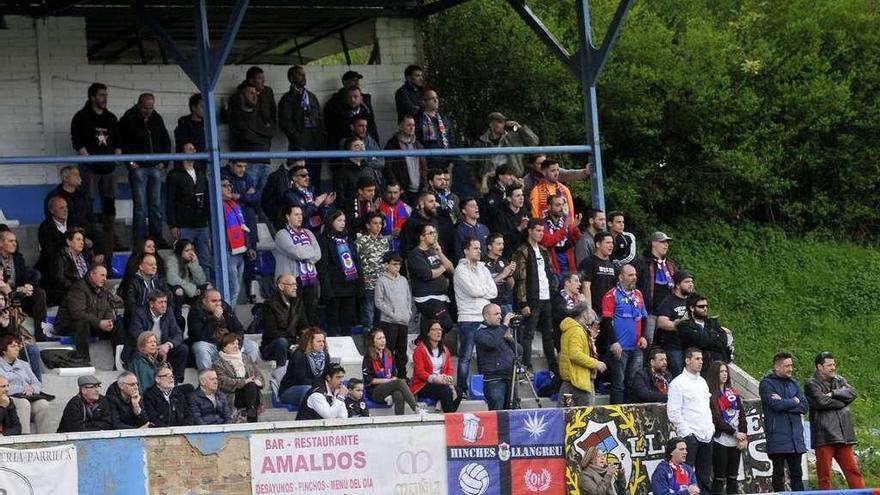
[[278, 66, 325, 163], [655, 270, 695, 376], [608, 211, 637, 268], [637, 231, 676, 348], [57, 375, 116, 432], [213, 333, 263, 423], [356, 212, 390, 329], [118, 93, 172, 246], [630, 347, 672, 403], [557, 272, 587, 311], [384, 116, 426, 205], [186, 289, 259, 369], [229, 66, 277, 124], [475, 112, 539, 177], [279, 164, 335, 233], [558, 304, 605, 406], [600, 264, 649, 404], [488, 184, 530, 259], [759, 351, 807, 492], [541, 196, 582, 275], [222, 160, 260, 257], [362, 328, 423, 416], [259, 273, 310, 367], [296, 363, 348, 421], [228, 82, 275, 198], [522, 154, 589, 199], [407, 223, 455, 333], [105, 372, 150, 429], [454, 237, 497, 397], [324, 71, 377, 139], [174, 93, 205, 153], [124, 291, 188, 385], [0, 375, 21, 436], [221, 177, 254, 304], [122, 252, 170, 326], [529, 159, 575, 220], [574, 208, 606, 266], [54, 265, 119, 363], [343, 176, 378, 237], [485, 234, 516, 316], [263, 158, 298, 230], [395, 65, 425, 120], [678, 294, 731, 377], [512, 219, 558, 374], [377, 181, 412, 254], [454, 198, 490, 260], [126, 332, 163, 395], [45, 227, 93, 307], [188, 368, 230, 425], [279, 328, 330, 406], [475, 304, 519, 410], [415, 89, 462, 185], [341, 117, 385, 190], [650, 438, 701, 495], [0, 230, 48, 342], [707, 361, 748, 495], [426, 168, 460, 260], [0, 336, 51, 434], [325, 86, 379, 149], [70, 82, 122, 251], [480, 165, 519, 227], [43, 167, 96, 255], [374, 253, 412, 379], [143, 365, 193, 427], [317, 211, 361, 336], [164, 239, 209, 329], [805, 351, 865, 490], [273, 205, 321, 325], [410, 320, 461, 413], [332, 138, 374, 208], [399, 191, 440, 256], [667, 348, 713, 495], [166, 143, 211, 269]]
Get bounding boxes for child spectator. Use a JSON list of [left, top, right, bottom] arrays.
[[345, 378, 370, 418]]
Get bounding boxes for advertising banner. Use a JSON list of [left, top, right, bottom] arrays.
[[564, 399, 774, 494], [0, 444, 78, 495], [250, 424, 447, 495], [445, 409, 567, 495]]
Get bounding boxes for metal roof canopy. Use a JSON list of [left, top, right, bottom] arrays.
[[0, 0, 633, 301]]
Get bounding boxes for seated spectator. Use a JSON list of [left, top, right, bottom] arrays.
[[384, 117, 426, 206], [578, 445, 626, 495], [340, 117, 385, 190], [677, 293, 731, 378], [410, 320, 461, 413], [487, 183, 529, 259], [120, 237, 166, 298], [374, 253, 411, 378], [343, 176, 378, 236], [317, 211, 361, 336], [651, 437, 700, 495], [143, 365, 193, 427], [325, 85, 379, 149], [345, 378, 369, 418], [166, 144, 210, 269], [0, 230, 48, 341], [188, 368, 230, 425], [277, 164, 335, 233], [45, 227, 93, 306], [221, 176, 255, 304], [407, 222, 455, 333], [174, 93, 205, 154], [608, 211, 637, 268], [123, 251, 171, 326], [105, 371, 150, 429], [57, 375, 116, 433], [43, 166, 95, 247], [541, 196, 582, 275], [453, 198, 490, 260], [54, 264, 119, 364], [278, 66, 326, 160], [529, 158, 575, 220], [630, 347, 673, 403], [259, 273, 311, 367], [273, 205, 321, 325], [522, 153, 590, 198], [0, 336, 51, 434], [558, 304, 605, 407], [164, 239, 209, 329], [0, 293, 42, 379], [213, 333, 262, 423], [126, 331, 163, 395], [395, 65, 425, 120], [355, 211, 390, 329], [0, 375, 21, 435], [187, 289, 259, 370], [476, 112, 539, 177], [655, 270, 695, 377], [278, 327, 330, 406], [362, 328, 423, 416], [296, 362, 349, 421], [376, 181, 412, 253]]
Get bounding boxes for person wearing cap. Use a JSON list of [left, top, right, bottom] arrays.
[[58, 375, 118, 432], [475, 111, 539, 178], [655, 269, 695, 376], [395, 64, 425, 120], [637, 231, 678, 349], [296, 363, 349, 420], [677, 293, 731, 378], [324, 74, 378, 148]]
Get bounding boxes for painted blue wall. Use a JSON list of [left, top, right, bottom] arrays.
[[0, 184, 132, 225], [76, 437, 148, 494]]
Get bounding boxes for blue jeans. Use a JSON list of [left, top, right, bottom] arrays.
[[192, 339, 259, 370], [24, 344, 41, 381], [484, 378, 511, 411], [606, 348, 643, 404], [666, 349, 684, 377], [179, 227, 212, 274], [279, 384, 310, 407], [128, 166, 164, 243], [457, 321, 481, 392], [245, 162, 270, 218], [260, 337, 289, 367], [227, 253, 244, 304], [499, 304, 513, 318], [360, 290, 376, 329]]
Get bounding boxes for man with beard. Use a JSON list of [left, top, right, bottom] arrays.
[[395, 65, 425, 120], [488, 183, 530, 259], [541, 195, 582, 276], [574, 208, 606, 265], [425, 168, 459, 256], [637, 231, 677, 349], [599, 264, 648, 404], [384, 115, 426, 205], [655, 270, 695, 376], [399, 191, 441, 256]]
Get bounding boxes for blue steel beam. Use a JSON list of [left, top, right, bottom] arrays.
[[579, 0, 607, 212], [506, 0, 581, 79], [131, 1, 199, 86], [209, 0, 249, 90], [0, 152, 210, 165], [590, 0, 635, 86]]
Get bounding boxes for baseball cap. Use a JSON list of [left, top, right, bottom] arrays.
[[672, 270, 693, 286], [650, 231, 673, 242], [77, 375, 101, 388], [488, 111, 507, 122], [342, 71, 363, 83]]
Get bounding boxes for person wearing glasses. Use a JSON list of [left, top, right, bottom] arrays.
[[558, 304, 606, 407], [677, 293, 731, 379], [57, 375, 116, 432], [274, 163, 334, 233], [143, 365, 193, 427], [105, 371, 150, 429]]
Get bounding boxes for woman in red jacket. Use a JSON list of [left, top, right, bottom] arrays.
[[410, 320, 461, 412]]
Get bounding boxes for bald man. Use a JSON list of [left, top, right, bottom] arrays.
[[259, 273, 311, 366], [600, 264, 648, 404]]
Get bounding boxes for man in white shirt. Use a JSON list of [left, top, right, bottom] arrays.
[[296, 363, 349, 420], [667, 347, 713, 495], [454, 237, 497, 398]]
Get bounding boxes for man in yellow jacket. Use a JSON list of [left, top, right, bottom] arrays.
[[558, 303, 607, 406]]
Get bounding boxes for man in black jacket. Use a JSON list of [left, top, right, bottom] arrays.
[[278, 65, 325, 154], [0, 376, 22, 436], [55, 265, 119, 362], [43, 166, 96, 250], [118, 93, 172, 246], [36, 195, 98, 277], [174, 93, 205, 154], [166, 143, 210, 268], [57, 375, 117, 432], [488, 184, 530, 259], [188, 368, 230, 425], [677, 293, 730, 378], [259, 273, 310, 367], [125, 291, 188, 384], [630, 347, 673, 403], [143, 367, 193, 427], [105, 371, 150, 429], [394, 65, 425, 120], [187, 289, 258, 369], [122, 252, 170, 327], [0, 230, 48, 341], [475, 304, 519, 410]]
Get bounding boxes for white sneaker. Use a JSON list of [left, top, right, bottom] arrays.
[[416, 407, 431, 415]]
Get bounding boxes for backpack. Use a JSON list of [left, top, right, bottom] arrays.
[[40, 349, 91, 369]]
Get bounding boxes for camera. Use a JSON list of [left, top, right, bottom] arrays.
[[508, 313, 524, 328]]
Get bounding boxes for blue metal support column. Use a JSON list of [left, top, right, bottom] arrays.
[[507, 0, 581, 79]]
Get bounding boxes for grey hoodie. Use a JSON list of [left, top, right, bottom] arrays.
[[374, 271, 413, 325]]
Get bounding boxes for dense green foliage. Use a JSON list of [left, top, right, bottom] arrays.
[[423, 0, 880, 237]]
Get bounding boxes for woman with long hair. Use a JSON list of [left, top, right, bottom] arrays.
[[0, 335, 51, 434], [127, 331, 164, 395], [363, 327, 423, 416], [278, 327, 330, 406], [213, 332, 263, 423], [410, 320, 460, 412], [578, 445, 626, 495], [317, 210, 360, 336], [273, 204, 321, 324], [121, 236, 166, 294], [707, 361, 747, 494], [165, 239, 209, 329]]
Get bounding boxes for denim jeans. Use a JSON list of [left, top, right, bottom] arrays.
[[605, 348, 643, 404], [227, 253, 244, 304], [666, 349, 684, 377], [128, 166, 164, 243], [279, 384, 311, 407], [484, 378, 511, 411], [457, 321, 481, 392], [192, 339, 259, 370], [360, 290, 376, 328], [499, 304, 513, 318], [179, 227, 212, 274], [245, 162, 270, 219], [260, 337, 289, 367]]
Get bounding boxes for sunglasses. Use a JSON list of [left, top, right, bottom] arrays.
[[695, 304, 709, 309]]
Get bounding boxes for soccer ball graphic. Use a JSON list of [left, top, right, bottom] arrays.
[[458, 462, 490, 495]]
